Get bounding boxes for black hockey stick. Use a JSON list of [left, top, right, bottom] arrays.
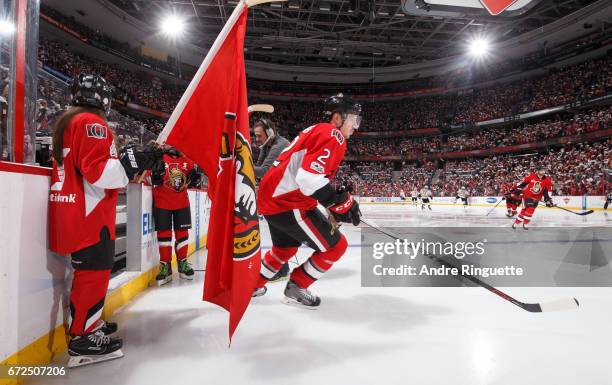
[[538, 200, 594, 216], [360, 218, 579, 313], [552, 204, 593, 216], [485, 197, 504, 216]]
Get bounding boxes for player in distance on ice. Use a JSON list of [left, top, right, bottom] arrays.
[[512, 165, 554, 230]]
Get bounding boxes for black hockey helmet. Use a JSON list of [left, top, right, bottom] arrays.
[[323, 93, 362, 120], [71, 74, 112, 113]]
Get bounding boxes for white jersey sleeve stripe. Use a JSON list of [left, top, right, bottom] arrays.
[[92, 159, 129, 189], [295, 168, 329, 196]]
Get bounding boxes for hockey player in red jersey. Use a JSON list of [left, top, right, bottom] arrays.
[[512, 165, 554, 230], [502, 182, 522, 218], [253, 94, 362, 308], [151, 147, 200, 285], [49, 74, 159, 367]]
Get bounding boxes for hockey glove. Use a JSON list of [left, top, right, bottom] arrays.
[[119, 145, 160, 180], [328, 191, 361, 226], [150, 159, 166, 186], [545, 199, 554, 208], [187, 168, 202, 188], [311, 184, 361, 226], [512, 188, 522, 196]]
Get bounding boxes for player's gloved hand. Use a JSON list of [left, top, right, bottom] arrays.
[[119, 144, 160, 180], [150, 159, 166, 186], [329, 191, 361, 226], [512, 188, 522, 196], [502, 193, 509, 200], [545, 199, 554, 207], [187, 168, 202, 188]]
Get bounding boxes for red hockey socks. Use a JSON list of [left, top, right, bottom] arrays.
[[517, 206, 535, 225], [257, 246, 298, 287], [291, 235, 348, 289], [157, 230, 173, 263], [69, 269, 111, 336], [174, 229, 189, 261]]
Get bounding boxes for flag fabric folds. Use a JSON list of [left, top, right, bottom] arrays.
[[157, 3, 261, 341]]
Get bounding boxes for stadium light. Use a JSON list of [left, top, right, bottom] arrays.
[[0, 19, 15, 35], [160, 15, 186, 38], [468, 38, 490, 58]]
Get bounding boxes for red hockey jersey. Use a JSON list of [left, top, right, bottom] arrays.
[[517, 173, 553, 201], [48, 112, 129, 255], [502, 182, 522, 197], [257, 123, 347, 215], [152, 154, 195, 210]]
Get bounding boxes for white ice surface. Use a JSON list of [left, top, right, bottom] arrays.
[[33, 204, 612, 385]]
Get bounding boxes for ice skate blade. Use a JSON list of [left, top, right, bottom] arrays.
[[156, 276, 172, 286], [68, 349, 124, 368], [281, 296, 319, 310], [179, 272, 194, 280], [269, 275, 289, 283], [252, 286, 267, 298]]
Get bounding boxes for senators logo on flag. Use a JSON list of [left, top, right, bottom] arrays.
[[233, 132, 260, 261], [156, 4, 261, 341]]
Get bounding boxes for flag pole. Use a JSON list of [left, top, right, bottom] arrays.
[[157, 0, 287, 144]]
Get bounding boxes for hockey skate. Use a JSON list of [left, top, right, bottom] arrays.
[[155, 262, 172, 286], [67, 330, 123, 368], [92, 319, 117, 335], [428, 205, 432, 210], [282, 280, 321, 309], [252, 286, 267, 298], [178, 259, 194, 280], [270, 263, 290, 283], [506, 212, 514, 218]]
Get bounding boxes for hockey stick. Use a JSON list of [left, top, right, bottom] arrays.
[[551, 204, 593, 216], [485, 197, 504, 216], [248, 104, 274, 114], [360, 218, 579, 313]]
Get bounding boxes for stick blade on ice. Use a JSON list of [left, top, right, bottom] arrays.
[[538, 298, 580, 312]]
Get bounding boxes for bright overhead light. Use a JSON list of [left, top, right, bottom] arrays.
[[468, 38, 490, 58], [0, 20, 15, 35], [160, 15, 186, 37]]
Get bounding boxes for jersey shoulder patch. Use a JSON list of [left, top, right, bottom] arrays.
[[86, 123, 108, 139], [76, 113, 109, 140], [309, 161, 325, 174], [331, 129, 345, 145]]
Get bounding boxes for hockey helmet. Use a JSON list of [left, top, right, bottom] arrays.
[[71, 74, 112, 113], [323, 93, 362, 120]]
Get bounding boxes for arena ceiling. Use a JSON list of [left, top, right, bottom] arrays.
[[109, 0, 599, 68]]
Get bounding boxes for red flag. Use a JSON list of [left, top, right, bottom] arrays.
[[479, 0, 517, 15], [157, 3, 260, 341]]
